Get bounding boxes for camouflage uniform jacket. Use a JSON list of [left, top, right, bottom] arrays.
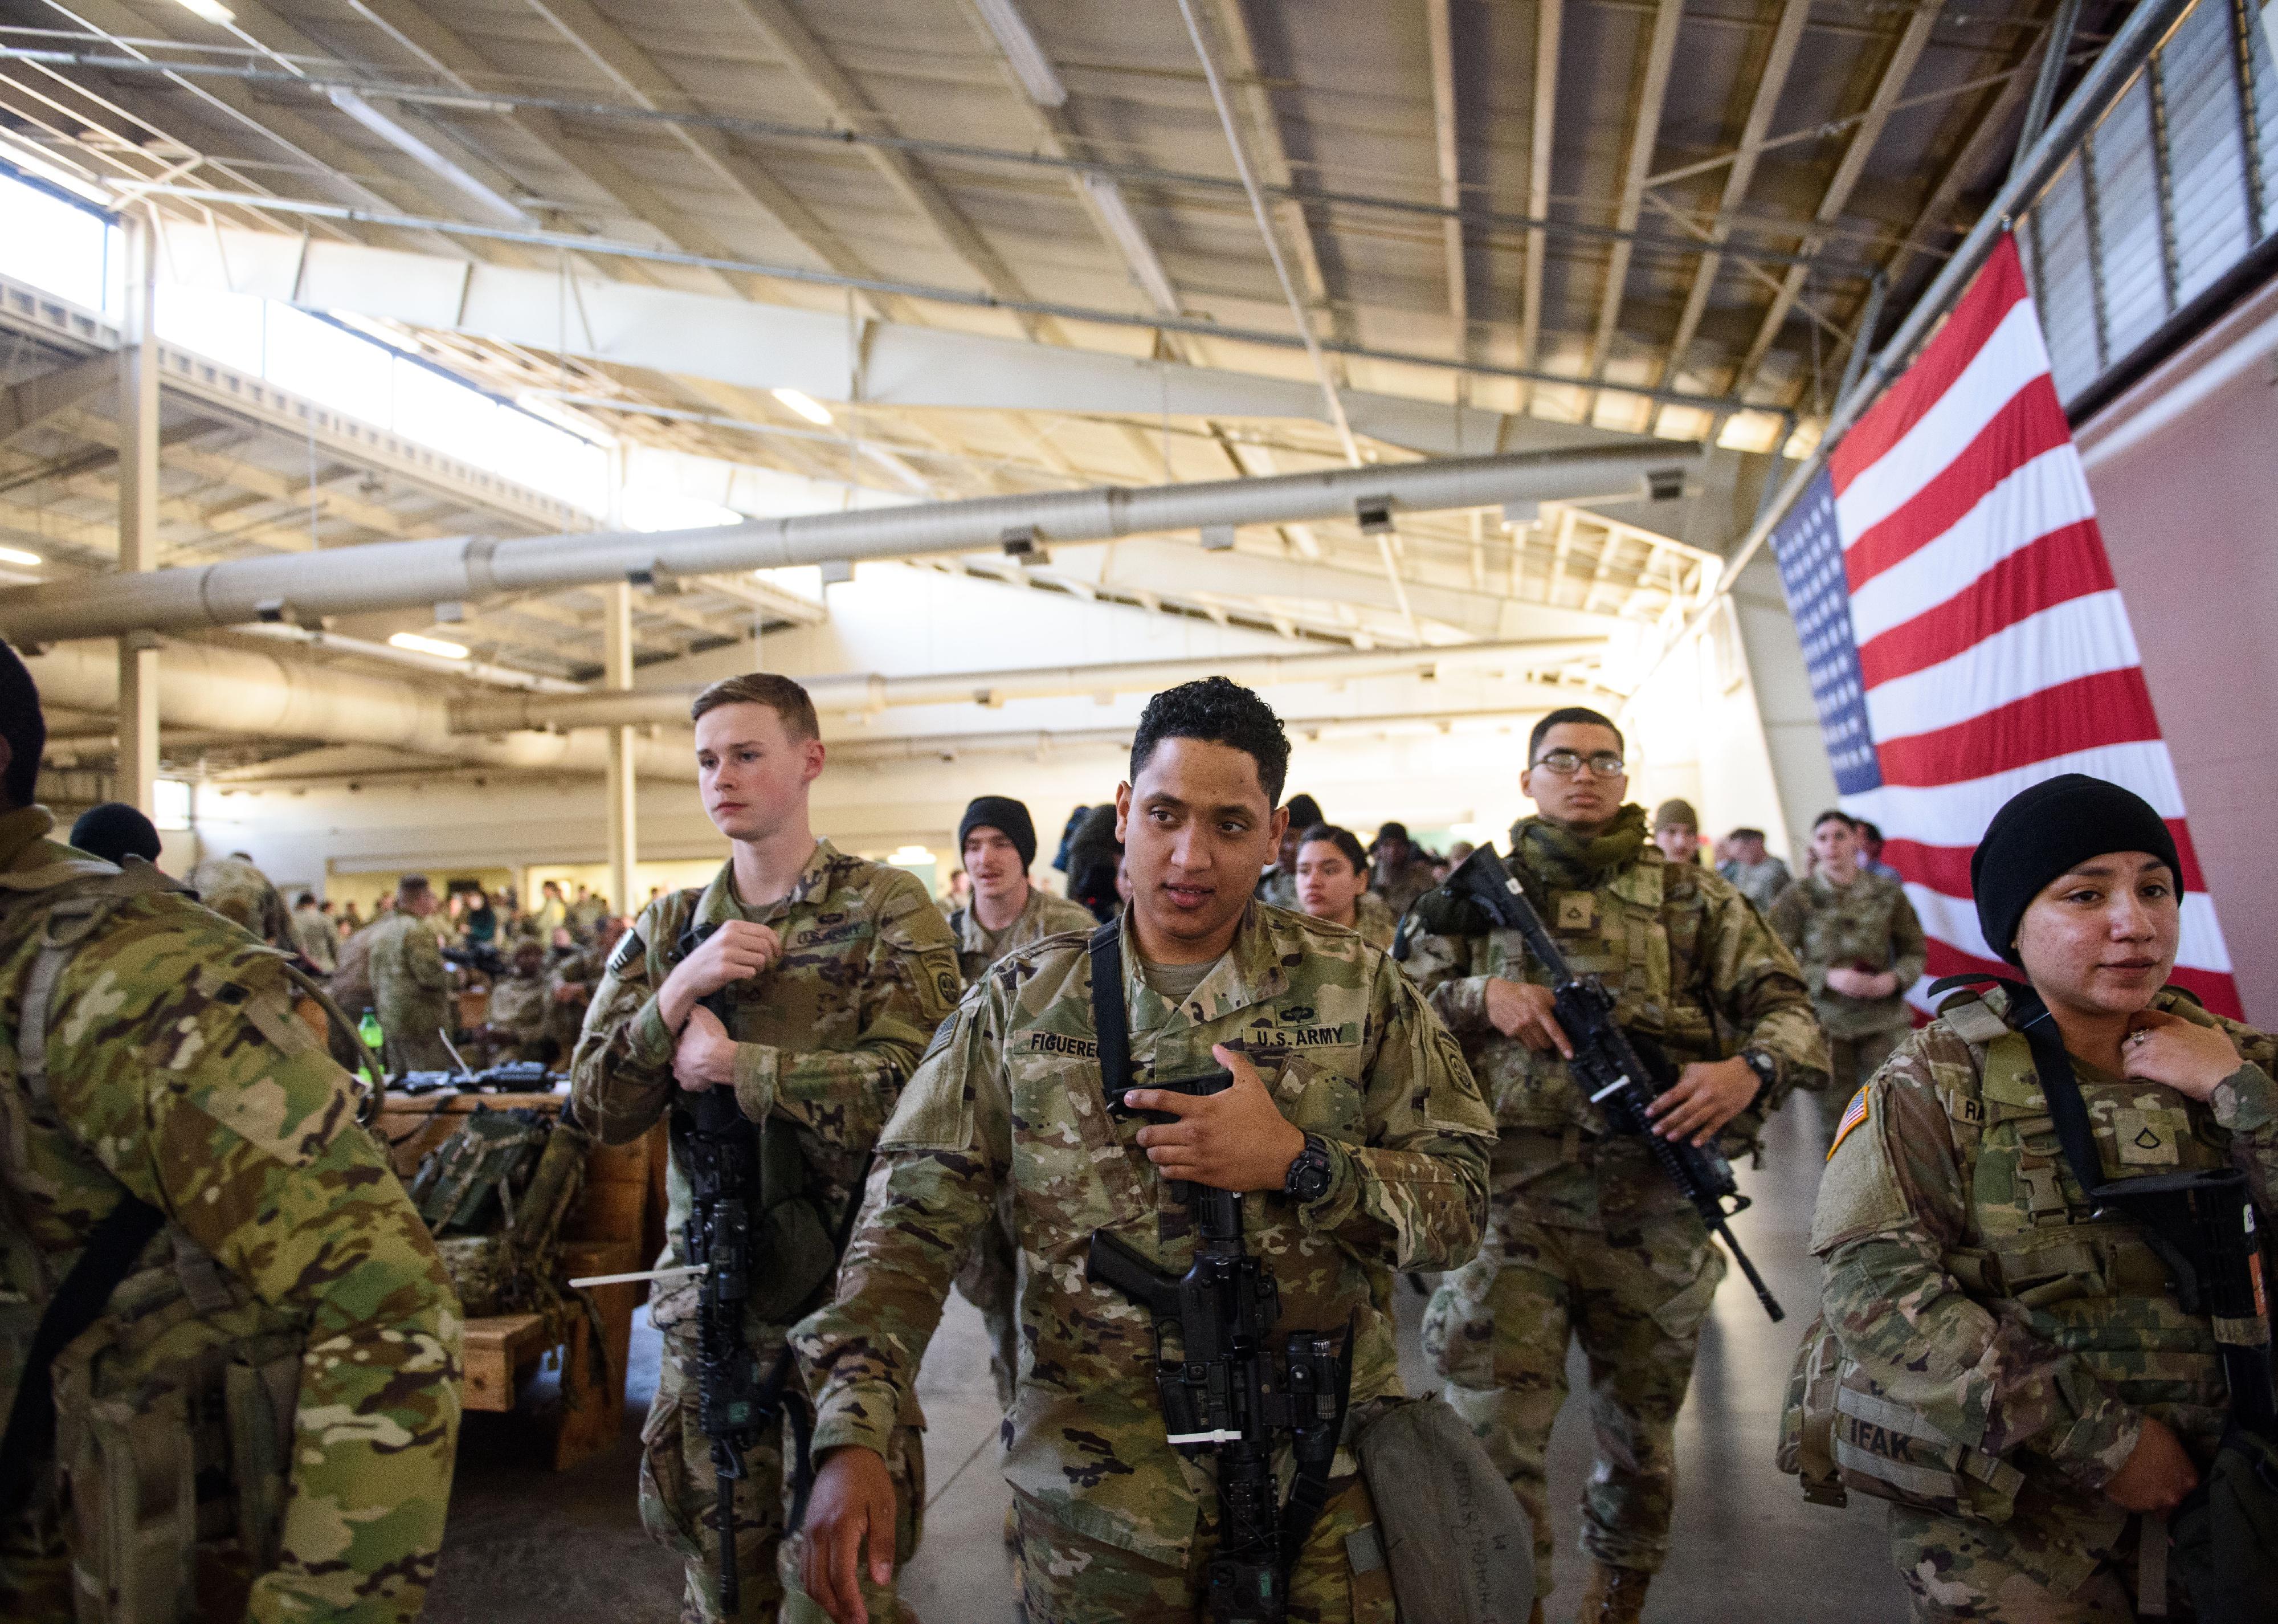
[[1405, 815, 1827, 1229], [484, 969, 551, 1046], [1813, 984, 2278, 1589], [329, 923, 377, 1018], [1717, 855, 1793, 915], [289, 907, 337, 973], [569, 841, 961, 1311], [366, 912, 450, 1010], [0, 806, 460, 1623], [543, 942, 607, 1055], [1373, 854, 1439, 919], [1255, 867, 1299, 909], [1767, 870, 1927, 1038], [945, 884, 1099, 985], [187, 856, 292, 950], [794, 901, 1496, 1566], [1353, 892, 1397, 953]]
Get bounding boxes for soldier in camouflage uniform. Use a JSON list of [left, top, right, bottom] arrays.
[[794, 678, 1495, 1624], [1405, 706, 1827, 1622], [187, 853, 293, 950], [546, 915, 623, 1061], [1291, 823, 1397, 951], [1254, 792, 1322, 910], [0, 644, 461, 1624], [571, 673, 960, 1624], [290, 892, 338, 973], [941, 795, 1099, 1412], [1768, 810, 1927, 1141], [1811, 775, 2276, 1621], [365, 875, 455, 1075], [480, 936, 556, 1064]]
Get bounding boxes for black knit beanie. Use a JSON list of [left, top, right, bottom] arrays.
[[71, 802, 163, 865], [1971, 774, 2181, 964], [959, 795, 1038, 870]]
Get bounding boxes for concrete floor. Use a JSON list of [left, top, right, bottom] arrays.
[[421, 1095, 1908, 1623]]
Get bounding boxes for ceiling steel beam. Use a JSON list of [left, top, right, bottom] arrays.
[[1578, 0, 1687, 422], [1727, 5, 1942, 405], [1520, 0, 1563, 413], [1650, 0, 1811, 431], [1426, 0, 1469, 390]]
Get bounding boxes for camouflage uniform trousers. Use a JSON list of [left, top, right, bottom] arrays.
[[378, 990, 455, 1074], [1817, 1026, 1907, 1154], [1888, 1505, 2193, 1623], [949, 1178, 1020, 1410], [1013, 1470, 1396, 1624], [1423, 1200, 1726, 1597], [642, 1326, 926, 1624]]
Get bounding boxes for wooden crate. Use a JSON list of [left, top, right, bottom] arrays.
[[375, 1090, 667, 1470]]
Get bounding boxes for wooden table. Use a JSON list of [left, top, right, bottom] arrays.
[[375, 1089, 668, 1470]]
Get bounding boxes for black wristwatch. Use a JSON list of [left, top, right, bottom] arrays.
[[1284, 1132, 1334, 1202], [1739, 1050, 1778, 1109]]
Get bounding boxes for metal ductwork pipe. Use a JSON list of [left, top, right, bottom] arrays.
[[0, 444, 1696, 644], [450, 635, 1608, 733], [22, 640, 700, 780]]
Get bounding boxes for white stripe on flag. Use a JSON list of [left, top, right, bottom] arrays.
[[1905, 884, 2234, 974], [1863, 590, 2141, 744], [1840, 740, 2188, 847], [1844, 445, 2098, 643], [1835, 300, 2052, 542]]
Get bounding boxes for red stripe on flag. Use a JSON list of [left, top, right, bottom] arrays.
[[1831, 238, 2032, 495], [1842, 378, 2073, 589], [1883, 820, 2213, 899], [1873, 668, 2163, 788], [1921, 937, 2242, 1020], [1856, 521, 2114, 687]]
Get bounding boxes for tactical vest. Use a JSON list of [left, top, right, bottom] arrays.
[[1483, 856, 1726, 1134], [0, 860, 308, 1623], [1782, 991, 2231, 1549]]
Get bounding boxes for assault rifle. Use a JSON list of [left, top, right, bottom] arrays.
[[1442, 844, 1786, 1322], [1089, 1070, 1352, 1624], [394, 1060, 558, 1096]]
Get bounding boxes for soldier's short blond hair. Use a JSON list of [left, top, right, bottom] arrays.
[[690, 673, 819, 742]]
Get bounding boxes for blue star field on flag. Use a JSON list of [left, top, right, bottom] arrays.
[[1768, 466, 1883, 794]]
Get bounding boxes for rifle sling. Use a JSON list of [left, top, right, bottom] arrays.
[[0, 1193, 167, 1519]]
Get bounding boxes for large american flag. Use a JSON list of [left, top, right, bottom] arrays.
[[1770, 236, 2240, 1017]]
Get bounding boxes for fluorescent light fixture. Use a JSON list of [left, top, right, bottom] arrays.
[[1081, 174, 1180, 316], [771, 387, 835, 426], [389, 630, 470, 659], [326, 88, 536, 226], [973, 0, 1068, 107], [0, 545, 42, 566], [887, 844, 936, 866], [173, 0, 236, 21]]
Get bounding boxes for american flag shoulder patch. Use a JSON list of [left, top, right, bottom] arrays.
[[1828, 1087, 1872, 1161]]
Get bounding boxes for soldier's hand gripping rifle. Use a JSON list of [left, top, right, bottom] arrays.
[[1088, 1070, 1353, 1624], [1443, 844, 1786, 1322]]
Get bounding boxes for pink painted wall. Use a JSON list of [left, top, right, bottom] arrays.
[[2076, 272, 2278, 1024]]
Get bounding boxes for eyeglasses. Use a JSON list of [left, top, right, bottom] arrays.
[[1530, 750, 1627, 778]]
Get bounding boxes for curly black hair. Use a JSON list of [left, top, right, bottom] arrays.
[[1129, 677, 1289, 806]]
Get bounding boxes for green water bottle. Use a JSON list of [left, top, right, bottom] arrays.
[[357, 1007, 385, 1084]]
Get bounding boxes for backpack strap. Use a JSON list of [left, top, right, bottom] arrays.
[[1088, 920, 1133, 1098], [11, 859, 193, 1100], [0, 1192, 166, 1519]]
